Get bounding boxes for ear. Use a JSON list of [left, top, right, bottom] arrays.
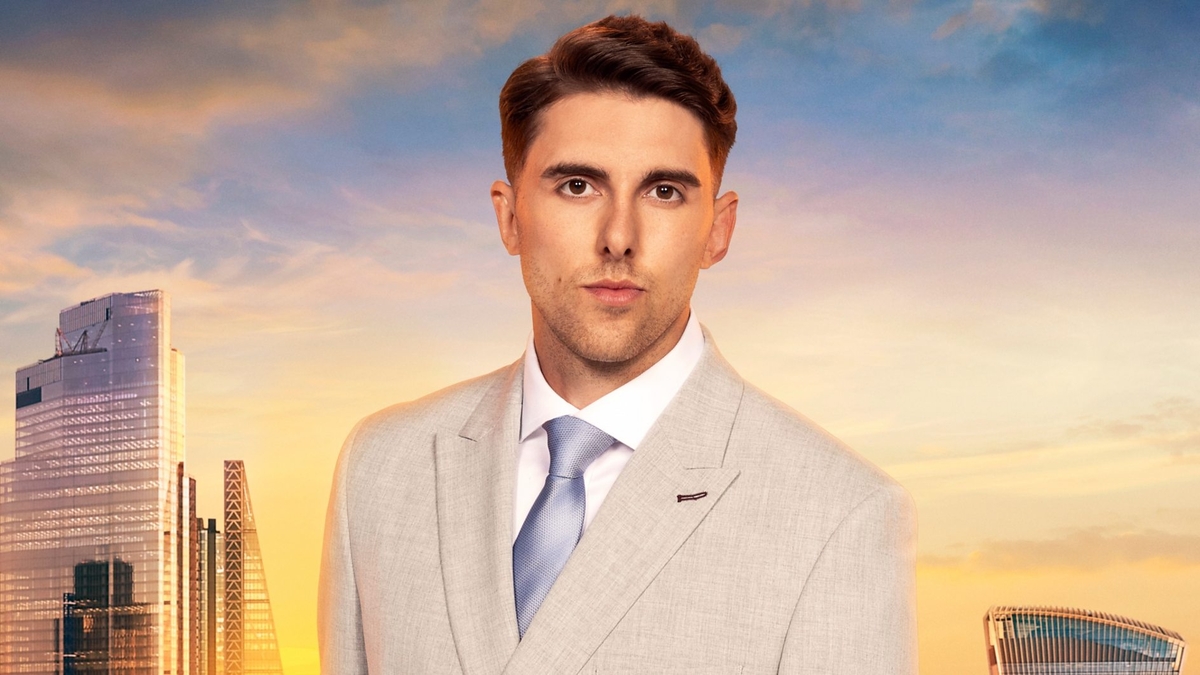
[[492, 180, 520, 256], [701, 190, 738, 269]]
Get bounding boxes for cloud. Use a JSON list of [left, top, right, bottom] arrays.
[[933, 0, 1015, 40], [1067, 398, 1200, 459], [0, 248, 86, 300], [0, 0, 595, 249], [933, 0, 1105, 41], [717, 0, 866, 15], [1018, 1, 1196, 107], [697, 22, 749, 53], [5, 216, 471, 340], [0, 3, 490, 119], [1026, 0, 1105, 22], [921, 527, 1200, 571], [889, 398, 1200, 500], [918, 0, 1198, 144], [0, 0, 532, 340]]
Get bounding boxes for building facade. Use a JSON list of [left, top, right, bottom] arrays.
[[2, 290, 285, 674], [221, 460, 283, 675], [61, 559, 154, 674], [985, 605, 1188, 674], [1, 291, 191, 674], [197, 519, 225, 675]]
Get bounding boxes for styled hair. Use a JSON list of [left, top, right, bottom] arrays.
[[499, 15, 737, 187]]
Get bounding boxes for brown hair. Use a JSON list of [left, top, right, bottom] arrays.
[[499, 15, 737, 187]]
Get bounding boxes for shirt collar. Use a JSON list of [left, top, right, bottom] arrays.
[[520, 311, 705, 450]]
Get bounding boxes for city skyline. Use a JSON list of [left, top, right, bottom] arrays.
[[1, 291, 284, 674], [1, 2, 1197, 673], [2, 290, 187, 673]]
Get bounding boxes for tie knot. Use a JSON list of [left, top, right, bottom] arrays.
[[542, 416, 614, 479]]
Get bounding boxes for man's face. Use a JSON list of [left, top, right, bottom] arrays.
[[492, 91, 737, 368]]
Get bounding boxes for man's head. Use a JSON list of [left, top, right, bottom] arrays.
[[492, 16, 739, 393], [499, 15, 737, 189]]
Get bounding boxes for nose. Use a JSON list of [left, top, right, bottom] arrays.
[[598, 196, 637, 261]]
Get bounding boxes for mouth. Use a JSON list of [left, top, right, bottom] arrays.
[[583, 279, 644, 307]]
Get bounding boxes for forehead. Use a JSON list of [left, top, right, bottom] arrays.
[[523, 92, 712, 183]]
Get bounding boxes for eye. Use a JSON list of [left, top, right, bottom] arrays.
[[559, 179, 596, 197], [649, 184, 682, 202]]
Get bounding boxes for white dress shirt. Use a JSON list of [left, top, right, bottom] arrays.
[[513, 311, 705, 541]]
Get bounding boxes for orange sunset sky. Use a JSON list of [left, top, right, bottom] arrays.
[[1, 1, 1197, 673]]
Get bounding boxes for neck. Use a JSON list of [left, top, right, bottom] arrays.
[[532, 309, 690, 409]]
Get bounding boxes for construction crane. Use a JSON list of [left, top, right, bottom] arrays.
[[54, 317, 108, 357]]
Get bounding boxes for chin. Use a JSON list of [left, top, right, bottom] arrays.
[[573, 322, 668, 366], [537, 301, 678, 366], [569, 336, 641, 365]]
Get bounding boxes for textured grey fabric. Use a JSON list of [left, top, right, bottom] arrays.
[[318, 327, 918, 674]]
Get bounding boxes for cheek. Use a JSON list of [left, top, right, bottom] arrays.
[[518, 229, 576, 288], [646, 222, 709, 276], [523, 212, 594, 271]]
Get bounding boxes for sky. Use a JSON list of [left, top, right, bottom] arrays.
[[1, 0, 1198, 672]]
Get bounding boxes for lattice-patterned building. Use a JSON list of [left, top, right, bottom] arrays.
[[220, 460, 283, 675], [194, 464, 285, 675], [984, 605, 1188, 674], [1, 291, 193, 674]]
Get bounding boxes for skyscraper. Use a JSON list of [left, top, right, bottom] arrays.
[[192, 462, 284, 675], [1, 290, 191, 674], [221, 460, 283, 675], [62, 558, 152, 674], [984, 605, 1188, 674], [197, 518, 225, 675]]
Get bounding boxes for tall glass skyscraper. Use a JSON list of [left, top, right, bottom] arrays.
[[984, 605, 1188, 674], [222, 460, 283, 675], [1, 291, 191, 674]]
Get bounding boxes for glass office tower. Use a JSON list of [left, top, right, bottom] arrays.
[[985, 605, 1188, 674], [1, 291, 189, 674], [222, 460, 283, 675]]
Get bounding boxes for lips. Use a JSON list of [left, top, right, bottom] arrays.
[[586, 279, 642, 291], [584, 279, 644, 307]]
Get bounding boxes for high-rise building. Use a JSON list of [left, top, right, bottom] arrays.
[[984, 605, 1188, 674], [1, 290, 192, 674], [62, 558, 153, 674], [221, 460, 283, 675], [197, 518, 225, 675], [3, 291, 283, 675]]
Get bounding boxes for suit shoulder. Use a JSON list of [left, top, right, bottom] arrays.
[[339, 361, 515, 468], [732, 380, 904, 501]]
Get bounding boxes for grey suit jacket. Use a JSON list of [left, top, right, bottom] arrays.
[[319, 330, 917, 674]]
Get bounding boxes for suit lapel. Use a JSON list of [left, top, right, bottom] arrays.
[[436, 362, 523, 675], [504, 333, 745, 674]]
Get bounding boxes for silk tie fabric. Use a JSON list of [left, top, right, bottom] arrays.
[[512, 415, 615, 638]]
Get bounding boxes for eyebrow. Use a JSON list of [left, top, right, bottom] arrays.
[[540, 162, 702, 189], [541, 162, 609, 181], [641, 168, 702, 188]]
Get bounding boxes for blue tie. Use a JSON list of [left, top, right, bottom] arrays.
[[512, 415, 614, 638]]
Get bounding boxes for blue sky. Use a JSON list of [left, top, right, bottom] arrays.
[[1, 1, 1197, 672]]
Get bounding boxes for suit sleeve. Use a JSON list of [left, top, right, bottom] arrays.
[[778, 482, 918, 674], [318, 420, 370, 675]]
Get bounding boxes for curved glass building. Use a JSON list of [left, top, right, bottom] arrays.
[[984, 605, 1187, 674]]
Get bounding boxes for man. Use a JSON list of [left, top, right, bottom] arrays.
[[319, 15, 916, 674]]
